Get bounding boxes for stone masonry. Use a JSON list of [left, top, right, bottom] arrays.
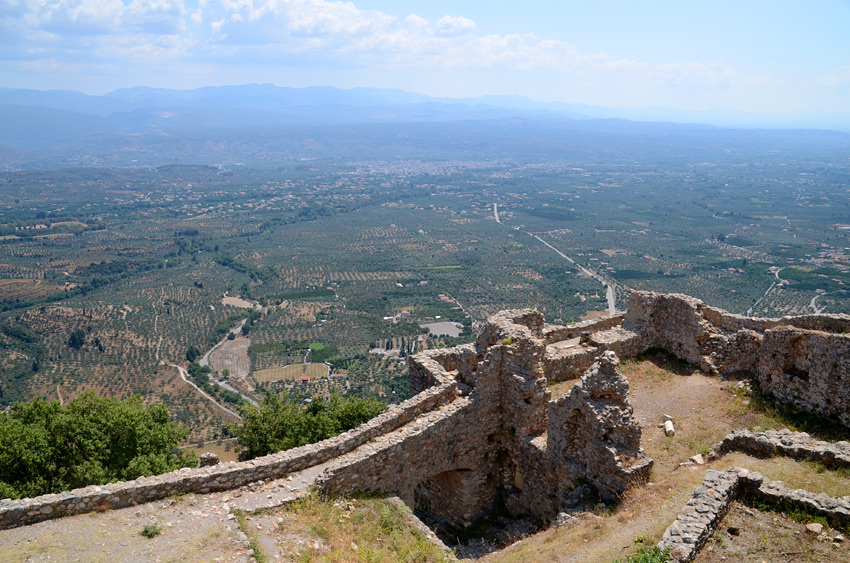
[[316, 310, 652, 528], [2, 292, 850, 536], [618, 291, 850, 426], [659, 465, 850, 562]]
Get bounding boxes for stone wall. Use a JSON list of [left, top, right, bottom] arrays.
[[659, 467, 850, 562], [5, 292, 850, 534], [713, 429, 850, 469], [0, 371, 458, 530], [318, 315, 652, 528], [622, 291, 850, 427], [758, 327, 850, 427]]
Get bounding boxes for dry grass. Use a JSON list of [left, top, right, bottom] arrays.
[[254, 363, 330, 383], [477, 358, 850, 563], [255, 494, 455, 562], [696, 502, 849, 562]]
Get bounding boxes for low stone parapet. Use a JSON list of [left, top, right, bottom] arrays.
[[0, 376, 458, 531], [659, 468, 742, 562], [713, 429, 850, 469], [659, 466, 850, 562], [742, 470, 850, 529]]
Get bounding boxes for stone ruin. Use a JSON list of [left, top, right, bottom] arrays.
[[2, 290, 850, 551], [317, 309, 653, 528]]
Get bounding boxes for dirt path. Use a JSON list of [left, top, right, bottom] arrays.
[[0, 445, 367, 562], [166, 362, 242, 420]]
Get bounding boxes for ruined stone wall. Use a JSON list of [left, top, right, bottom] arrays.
[[7, 292, 849, 533], [547, 352, 652, 500], [0, 370, 459, 530], [622, 291, 850, 427], [758, 327, 850, 427], [318, 311, 652, 528], [542, 314, 626, 344]]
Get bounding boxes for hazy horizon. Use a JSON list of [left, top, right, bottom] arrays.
[[2, 1, 849, 125]]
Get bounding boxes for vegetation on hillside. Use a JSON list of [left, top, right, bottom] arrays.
[[0, 391, 197, 499], [232, 392, 386, 460]]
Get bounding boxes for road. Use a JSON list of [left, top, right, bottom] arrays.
[[493, 203, 501, 223], [810, 293, 826, 314], [528, 232, 620, 314], [746, 267, 786, 316], [152, 290, 249, 417], [165, 361, 242, 420], [199, 319, 260, 408]]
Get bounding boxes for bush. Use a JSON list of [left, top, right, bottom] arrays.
[[140, 523, 162, 538], [613, 546, 671, 563], [232, 392, 386, 460], [0, 391, 197, 499]]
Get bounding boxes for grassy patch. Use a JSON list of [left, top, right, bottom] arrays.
[[612, 546, 671, 563], [275, 493, 454, 562], [231, 508, 268, 563]]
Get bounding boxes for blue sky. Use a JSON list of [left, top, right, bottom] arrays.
[[1, 0, 849, 115]]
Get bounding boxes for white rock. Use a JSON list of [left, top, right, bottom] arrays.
[[806, 522, 824, 534]]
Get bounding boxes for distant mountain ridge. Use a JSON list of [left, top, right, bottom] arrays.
[[2, 84, 848, 131], [1, 84, 850, 170]]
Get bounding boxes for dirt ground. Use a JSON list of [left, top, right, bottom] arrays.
[[208, 336, 252, 381], [0, 494, 245, 563], [479, 355, 850, 563], [696, 502, 849, 562]]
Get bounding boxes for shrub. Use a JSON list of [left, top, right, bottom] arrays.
[[232, 392, 386, 459], [0, 392, 197, 499], [140, 523, 162, 539]]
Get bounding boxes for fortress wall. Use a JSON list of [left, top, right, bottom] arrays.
[[0, 371, 459, 531], [624, 291, 850, 426], [315, 397, 501, 529], [758, 327, 850, 427], [542, 314, 625, 344], [6, 292, 848, 533], [543, 345, 599, 382]]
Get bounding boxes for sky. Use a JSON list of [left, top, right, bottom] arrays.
[[1, 0, 850, 115]]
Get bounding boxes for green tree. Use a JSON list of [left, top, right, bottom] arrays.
[[67, 329, 86, 350], [232, 392, 386, 460], [186, 346, 201, 362], [0, 392, 196, 499]]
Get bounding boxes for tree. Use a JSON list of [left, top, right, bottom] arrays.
[[67, 329, 86, 350], [232, 392, 386, 460], [0, 392, 196, 499], [186, 346, 201, 362]]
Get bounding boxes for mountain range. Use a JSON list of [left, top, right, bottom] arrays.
[[1, 84, 849, 169]]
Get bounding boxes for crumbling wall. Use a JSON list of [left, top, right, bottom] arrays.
[[542, 314, 625, 344], [757, 327, 850, 427], [622, 291, 850, 427], [547, 351, 652, 500]]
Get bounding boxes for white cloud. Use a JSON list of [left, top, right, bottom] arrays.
[[435, 15, 475, 37], [0, 0, 742, 95], [822, 66, 850, 87]]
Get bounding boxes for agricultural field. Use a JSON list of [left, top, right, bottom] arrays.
[[1, 153, 848, 442], [253, 362, 330, 383]]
